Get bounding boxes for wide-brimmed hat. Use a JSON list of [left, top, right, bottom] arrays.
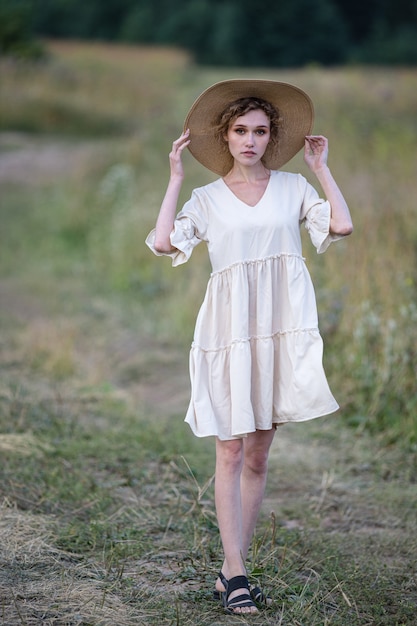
[[184, 79, 314, 176]]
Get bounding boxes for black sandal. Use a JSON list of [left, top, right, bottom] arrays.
[[212, 570, 229, 601], [213, 570, 272, 607], [250, 583, 273, 606], [222, 575, 258, 614]]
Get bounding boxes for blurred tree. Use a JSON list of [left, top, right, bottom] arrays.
[[203, 2, 242, 65], [119, 3, 154, 43], [231, 0, 349, 66], [0, 0, 43, 57], [4, 0, 415, 65], [332, 0, 380, 43], [377, 0, 417, 30], [32, 0, 137, 38], [116, 0, 349, 66]]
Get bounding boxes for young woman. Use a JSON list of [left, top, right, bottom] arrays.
[[146, 79, 353, 615]]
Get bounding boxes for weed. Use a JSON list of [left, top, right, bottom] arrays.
[[1, 42, 417, 625]]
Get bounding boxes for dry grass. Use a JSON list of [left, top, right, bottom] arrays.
[[0, 502, 145, 626], [1, 275, 416, 624], [0, 40, 191, 135], [1, 42, 417, 625]]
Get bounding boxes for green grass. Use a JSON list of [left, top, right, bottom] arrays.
[[2, 48, 417, 441], [1, 41, 417, 624], [1, 374, 416, 624]]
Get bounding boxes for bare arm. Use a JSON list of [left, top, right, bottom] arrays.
[[153, 129, 190, 253], [304, 135, 353, 236]]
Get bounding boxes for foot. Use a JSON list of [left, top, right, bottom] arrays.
[[214, 570, 228, 595], [214, 570, 272, 607], [250, 583, 273, 607], [222, 575, 258, 615]]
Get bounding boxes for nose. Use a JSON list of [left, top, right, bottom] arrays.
[[246, 133, 254, 146]]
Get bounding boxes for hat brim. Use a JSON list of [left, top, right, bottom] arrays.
[[184, 79, 314, 176]]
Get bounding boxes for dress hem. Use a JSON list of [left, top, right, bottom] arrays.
[[184, 403, 339, 440]]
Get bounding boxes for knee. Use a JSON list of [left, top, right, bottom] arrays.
[[216, 440, 243, 473], [244, 448, 269, 476]]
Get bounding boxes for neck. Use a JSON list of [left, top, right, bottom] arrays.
[[225, 162, 270, 183]]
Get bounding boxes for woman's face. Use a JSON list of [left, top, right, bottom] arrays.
[[225, 109, 271, 168]]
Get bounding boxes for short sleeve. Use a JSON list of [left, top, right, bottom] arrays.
[[299, 176, 344, 254], [145, 189, 208, 267]]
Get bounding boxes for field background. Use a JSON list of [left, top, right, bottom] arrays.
[[1, 41, 417, 625]]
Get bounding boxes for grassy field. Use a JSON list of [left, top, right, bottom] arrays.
[[1, 41, 417, 625]]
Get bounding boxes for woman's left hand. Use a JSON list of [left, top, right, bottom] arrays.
[[304, 135, 329, 172]]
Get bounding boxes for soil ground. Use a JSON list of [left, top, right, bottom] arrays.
[[1, 133, 416, 625]]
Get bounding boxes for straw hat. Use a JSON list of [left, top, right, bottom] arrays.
[[184, 79, 314, 176]]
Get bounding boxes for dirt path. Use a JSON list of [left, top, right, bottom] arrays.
[[2, 270, 415, 539], [2, 266, 417, 625], [0, 132, 109, 185], [1, 132, 416, 624]]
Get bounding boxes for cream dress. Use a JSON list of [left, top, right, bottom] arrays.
[[146, 170, 343, 440]]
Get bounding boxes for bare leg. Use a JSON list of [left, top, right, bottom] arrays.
[[216, 428, 276, 596], [214, 437, 258, 614], [241, 428, 276, 559]]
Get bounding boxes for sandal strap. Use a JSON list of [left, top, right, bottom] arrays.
[[224, 575, 257, 612], [226, 575, 250, 597], [215, 572, 272, 606], [227, 593, 255, 608], [251, 584, 269, 603], [224, 576, 257, 614]]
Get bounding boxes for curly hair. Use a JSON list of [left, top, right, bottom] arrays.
[[214, 97, 281, 149]]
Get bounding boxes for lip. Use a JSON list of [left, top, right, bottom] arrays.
[[242, 151, 256, 157]]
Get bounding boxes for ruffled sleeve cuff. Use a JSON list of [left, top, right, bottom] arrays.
[[145, 215, 202, 267], [304, 200, 344, 254]]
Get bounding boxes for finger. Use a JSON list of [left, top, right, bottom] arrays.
[[172, 129, 190, 147], [305, 135, 326, 145], [173, 135, 190, 148], [172, 138, 184, 149], [306, 138, 320, 149], [305, 137, 326, 156], [173, 139, 190, 153], [177, 129, 190, 143], [177, 140, 190, 153], [307, 138, 328, 155], [170, 141, 190, 162], [305, 141, 319, 155], [305, 137, 317, 148]]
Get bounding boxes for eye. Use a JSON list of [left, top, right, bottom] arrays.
[[234, 128, 245, 135], [256, 129, 268, 135]]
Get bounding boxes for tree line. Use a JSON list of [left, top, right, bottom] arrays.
[[2, 0, 417, 65]]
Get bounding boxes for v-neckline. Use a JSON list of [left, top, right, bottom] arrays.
[[221, 172, 272, 208]]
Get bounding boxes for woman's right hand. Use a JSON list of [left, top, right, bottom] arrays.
[[153, 130, 190, 253], [169, 129, 190, 179]]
